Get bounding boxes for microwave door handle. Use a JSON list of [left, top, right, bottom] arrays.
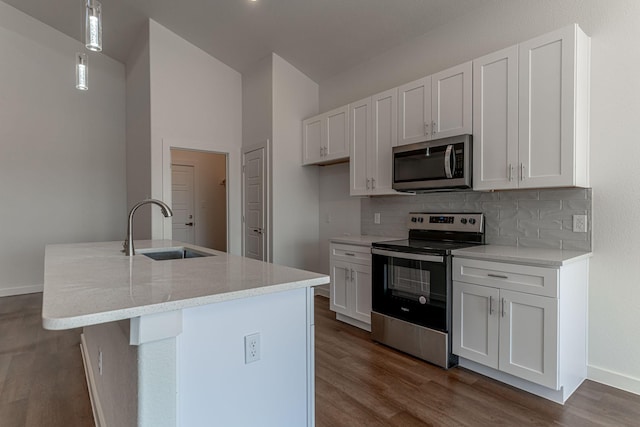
[[444, 144, 454, 178]]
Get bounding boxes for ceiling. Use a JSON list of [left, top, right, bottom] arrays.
[[3, 0, 493, 82]]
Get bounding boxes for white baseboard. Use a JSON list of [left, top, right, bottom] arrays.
[[0, 284, 43, 297], [81, 333, 106, 427], [314, 286, 329, 298], [588, 364, 640, 396]]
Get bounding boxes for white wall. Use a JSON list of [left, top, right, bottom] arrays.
[[272, 54, 320, 271], [147, 20, 242, 255], [0, 1, 126, 296], [318, 0, 640, 394]]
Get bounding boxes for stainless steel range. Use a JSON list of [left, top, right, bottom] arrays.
[[371, 212, 485, 369]]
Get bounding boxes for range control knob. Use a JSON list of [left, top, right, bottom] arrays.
[[460, 218, 467, 224], [419, 296, 427, 305], [418, 217, 424, 223], [411, 217, 417, 222], [469, 218, 477, 225]]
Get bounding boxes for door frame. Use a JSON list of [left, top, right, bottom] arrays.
[[162, 139, 232, 253], [242, 139, 271, 262]]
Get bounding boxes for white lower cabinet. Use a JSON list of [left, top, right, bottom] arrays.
[[452, 257, 587, 404], [329, 242, 372, 330]]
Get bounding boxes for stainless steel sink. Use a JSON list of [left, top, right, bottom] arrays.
[[137, 247, 214, 261]]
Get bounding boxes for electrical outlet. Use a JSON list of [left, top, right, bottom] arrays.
[[244, 333, 260, 364], [573, 215, 588, 233], [374, 213, 381, 224], [98, 348, 103, 376]]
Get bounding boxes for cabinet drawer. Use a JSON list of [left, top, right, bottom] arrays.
[[330, 243, 371, 265], [453, 258, 558, 298]]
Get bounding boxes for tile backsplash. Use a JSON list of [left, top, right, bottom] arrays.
[[361, 188, 592, 251]]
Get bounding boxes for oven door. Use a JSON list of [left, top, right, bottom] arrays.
[[372, 248, 450, 331]]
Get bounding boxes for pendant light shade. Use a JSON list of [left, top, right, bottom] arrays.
[[76, 52, 88, 90], [85, 0, 102, 52]]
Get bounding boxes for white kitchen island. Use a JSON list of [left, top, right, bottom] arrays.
[[42, 240, 329, 427]]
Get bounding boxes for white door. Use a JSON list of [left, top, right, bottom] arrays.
[[325, 105, 349, 160], [398, 76, 432, 146], [431, 61, 473, 139], [370, 88, 397, 194], [302, 115, 323, 165], [349, 97, 371, 196], [518, 26, 576, 188], [499, 289, 559, 389], [350, 262, 372, 324], [473, 46, 519, 190], [452, 281, 500, 369], [243, 146, 266, 261], [171, 164, 195, 244], [330, 260, 350, 316]]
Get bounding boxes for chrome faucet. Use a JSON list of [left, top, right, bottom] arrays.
[[123, 199, 173, 256]]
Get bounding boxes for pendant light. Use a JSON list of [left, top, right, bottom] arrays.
[[84, 0, 102, 52], [76, 52, 88, 90]]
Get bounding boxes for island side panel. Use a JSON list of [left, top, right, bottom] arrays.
[[177, 287, 312, 426], [82, 321, 138, 426]]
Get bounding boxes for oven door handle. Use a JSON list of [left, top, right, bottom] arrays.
[[372, 248, 443, 263]]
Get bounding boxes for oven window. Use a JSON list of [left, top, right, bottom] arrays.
[[386, 257, 446, 305]]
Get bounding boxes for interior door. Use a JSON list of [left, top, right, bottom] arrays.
[[171, 164, 195, 244], [243, 146, 266, 261]]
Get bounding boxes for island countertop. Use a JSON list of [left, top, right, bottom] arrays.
[[42, 240, 329, 330]]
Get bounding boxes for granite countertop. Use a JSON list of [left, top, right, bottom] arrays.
[[329, 235, 405, 246], [42, 240, 329, 330], [452, 244, 592, 267]]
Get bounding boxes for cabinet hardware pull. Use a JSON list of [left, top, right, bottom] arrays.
[[488, 273, 508, 279], [344, 252, 355, 257], [520, 163, 525, 181], [489, 296, 494, 315], [366, 178, 370, 190], [501, 298, 506, 317], [424, 122, 429, 135], [508, 164, 513, 182], [432, 121, 436, 135], [371, 178, 376, 189], [350, 269, 354, 281]]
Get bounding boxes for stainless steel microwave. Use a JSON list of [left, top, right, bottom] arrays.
[[392, 134, 472, 192]]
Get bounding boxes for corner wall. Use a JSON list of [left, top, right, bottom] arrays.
[[272, 54, 320, 271], [0, 1, 126, 296]]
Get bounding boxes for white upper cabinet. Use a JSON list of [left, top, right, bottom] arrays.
[[473, 24, 590, 190], [302, 105, 349, 165], [350, 88, 399, 196], [519, 25, 589, 188], [432, 61, 473, 139], [398, 62, 472, 146], [473, 45, 519, 190], [398, 76, 432, 146]]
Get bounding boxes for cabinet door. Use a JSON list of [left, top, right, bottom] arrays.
[[302, 115, 323, 165], [431, 61, 472, 139], [349, 98, 371, 196], [370, 88, 397, 195], [473, 46, 519, 191], [325, 105, 349, 161], [518, 26, 576, 188], [350, 262, 372, 324], [452, 281, 499, 369], [499, 289, 559, 389], [330, 260, 351, 316], [398, 76, 431, 146]]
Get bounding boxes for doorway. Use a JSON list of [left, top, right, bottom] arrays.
[[170, 148, 227, 252]]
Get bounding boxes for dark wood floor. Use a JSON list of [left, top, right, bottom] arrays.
[[1, 293, 639, 426]]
